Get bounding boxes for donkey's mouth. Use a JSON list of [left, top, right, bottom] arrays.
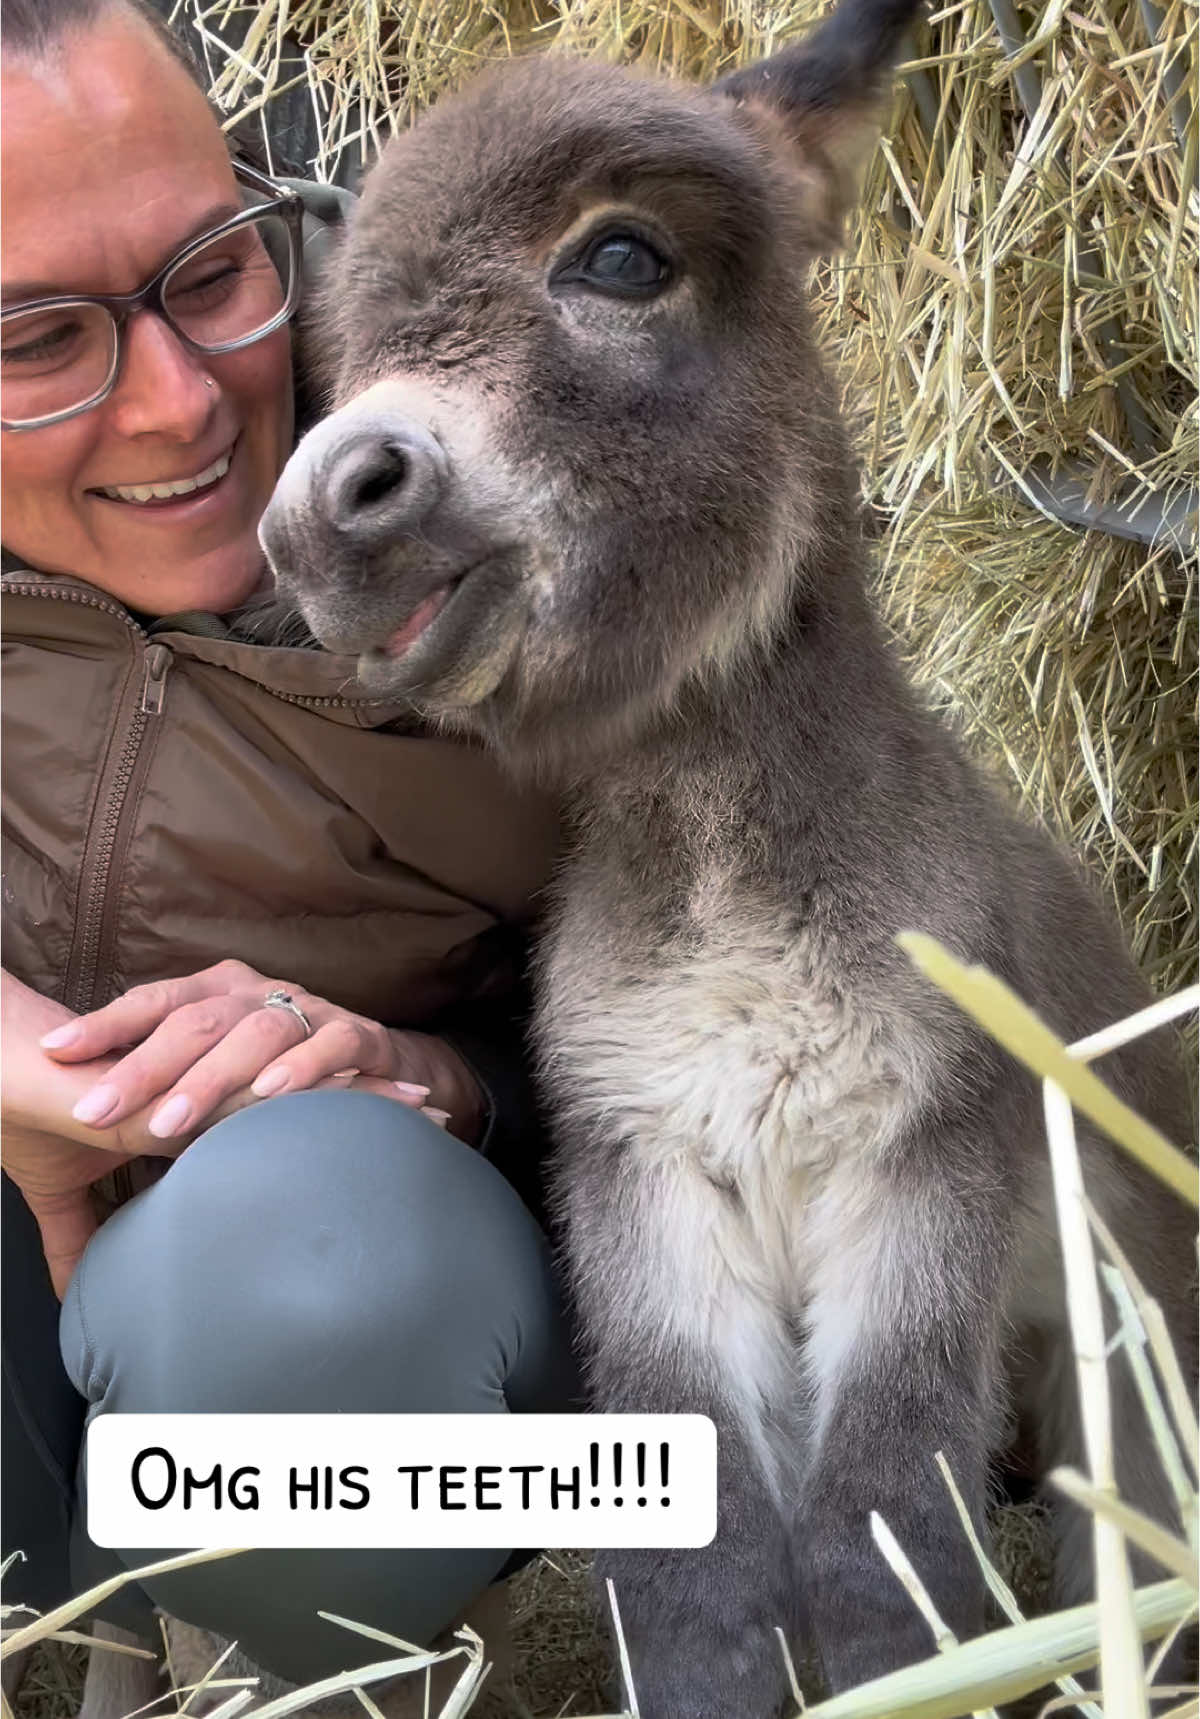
[[380, 576, 463, 659], [351, 550, 526, 710], [367, 556, 492, 667]]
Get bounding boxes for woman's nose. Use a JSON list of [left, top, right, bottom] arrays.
[[107, 310, 217, 440]]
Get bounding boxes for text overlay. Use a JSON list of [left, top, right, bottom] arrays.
[[86, 1414, 718, 1549]]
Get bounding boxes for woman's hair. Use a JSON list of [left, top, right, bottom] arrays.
[[3, 0, 283, 172], [3, 0, 204, 83]]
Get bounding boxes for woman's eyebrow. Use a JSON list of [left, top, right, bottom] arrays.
[[2, 200, 245, 304]]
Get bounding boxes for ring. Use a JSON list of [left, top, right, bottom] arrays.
[[262, 988, 313, 1037]]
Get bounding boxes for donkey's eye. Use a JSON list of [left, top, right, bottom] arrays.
[[576, 234, 670, 297]]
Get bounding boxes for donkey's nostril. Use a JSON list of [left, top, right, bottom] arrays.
[[320, 420, 448, 543], [350, 442, 409, 511]]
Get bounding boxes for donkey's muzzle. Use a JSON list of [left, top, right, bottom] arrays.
[[260, 409, 450, 572]]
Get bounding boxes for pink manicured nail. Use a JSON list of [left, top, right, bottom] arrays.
[[72, 1083, 121, 1125], [40, 1022, 82, 1050], [394, 1081, 431, 1100], [421, 1106, 451, 1129], [252, 1066, 291, 1097], [149, 1094, 193, 1139]]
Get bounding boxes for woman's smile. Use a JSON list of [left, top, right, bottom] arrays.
[[91, 438, 236, 504], [86, 433, 241, 520]]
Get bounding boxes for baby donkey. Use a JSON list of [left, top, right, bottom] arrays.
[[261, 2, 1197, 1711]]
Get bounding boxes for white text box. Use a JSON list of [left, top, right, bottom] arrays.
[[87, 1414, 717, 1549]]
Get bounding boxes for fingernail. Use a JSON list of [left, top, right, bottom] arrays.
[[394, 1081, 431, 1100], [149, 1094, 193, 1139], [421, 1106, 451, 1129], [72, 1084, 121, 1126], [40, 1022, 82, 1050], [252, 1066, 291, 1097]]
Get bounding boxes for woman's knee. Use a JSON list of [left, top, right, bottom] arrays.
[[61, 1091, 572, 1417]]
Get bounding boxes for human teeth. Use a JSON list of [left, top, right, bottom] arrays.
[[102, 448, 232, 503]]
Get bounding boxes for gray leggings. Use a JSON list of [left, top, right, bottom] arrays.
[[4, 1091, 577, 1683]]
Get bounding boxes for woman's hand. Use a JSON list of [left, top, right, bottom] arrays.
[[4, 965, 481, 1298], [3, 972, 212, 1295], [39, 960, 486, 1146]]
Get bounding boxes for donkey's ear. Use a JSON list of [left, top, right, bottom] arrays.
[[714, 0, 922, 251]]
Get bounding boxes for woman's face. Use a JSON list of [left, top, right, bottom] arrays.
[[1, 13, 294, 615]]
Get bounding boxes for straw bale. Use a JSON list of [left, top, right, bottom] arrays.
[[181, 0, 1198, 1006]]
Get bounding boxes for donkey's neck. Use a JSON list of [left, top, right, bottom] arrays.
[[582, 546, 920, 828]]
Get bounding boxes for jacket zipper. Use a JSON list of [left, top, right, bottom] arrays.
[[264, 688, 403, 711], [3, 579, 144, 630], [65, 641, 173, 1012], [87, 646, 168, 1208], [5, 582, 154, 1010], [83, 642, 174, 1008]]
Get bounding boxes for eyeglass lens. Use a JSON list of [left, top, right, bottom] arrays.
[[1, 209, 295, 426]]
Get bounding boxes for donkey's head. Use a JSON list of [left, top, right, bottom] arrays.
[[261, 0, 921, 773]]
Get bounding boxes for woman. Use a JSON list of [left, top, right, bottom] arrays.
[[1, 0, 575, 1703]]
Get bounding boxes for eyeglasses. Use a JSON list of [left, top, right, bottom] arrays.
[[1, 161, 304, 432]]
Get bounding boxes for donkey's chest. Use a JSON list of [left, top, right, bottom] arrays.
[[539, 889, 913, 1200]]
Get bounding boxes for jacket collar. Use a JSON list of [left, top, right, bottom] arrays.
[[2, 566, 423, 730]]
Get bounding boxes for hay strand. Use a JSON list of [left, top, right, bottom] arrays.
[[1042, 1075, 1147, 1719], [1049, 1466, 1199, 1584], [896, 932, 1197, 1203], [796, 1576, 1192, 1717]]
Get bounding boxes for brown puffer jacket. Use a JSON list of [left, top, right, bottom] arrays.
[[1, 570, 561, 1170]]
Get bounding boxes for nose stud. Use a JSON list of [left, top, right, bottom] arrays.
[[203, 377, 216, 389]]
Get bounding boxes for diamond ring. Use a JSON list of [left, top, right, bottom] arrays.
[[262, 988, 313, 1037]]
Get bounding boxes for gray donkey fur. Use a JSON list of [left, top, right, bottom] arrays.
[[260, 2, 1197, 1709]]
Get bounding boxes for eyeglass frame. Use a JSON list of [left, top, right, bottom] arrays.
[[0, 159, 305, 432]]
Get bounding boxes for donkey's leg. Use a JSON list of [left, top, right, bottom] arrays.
[[561, 1142, 799, 1719], [796, 1148, 1010, 1692]]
